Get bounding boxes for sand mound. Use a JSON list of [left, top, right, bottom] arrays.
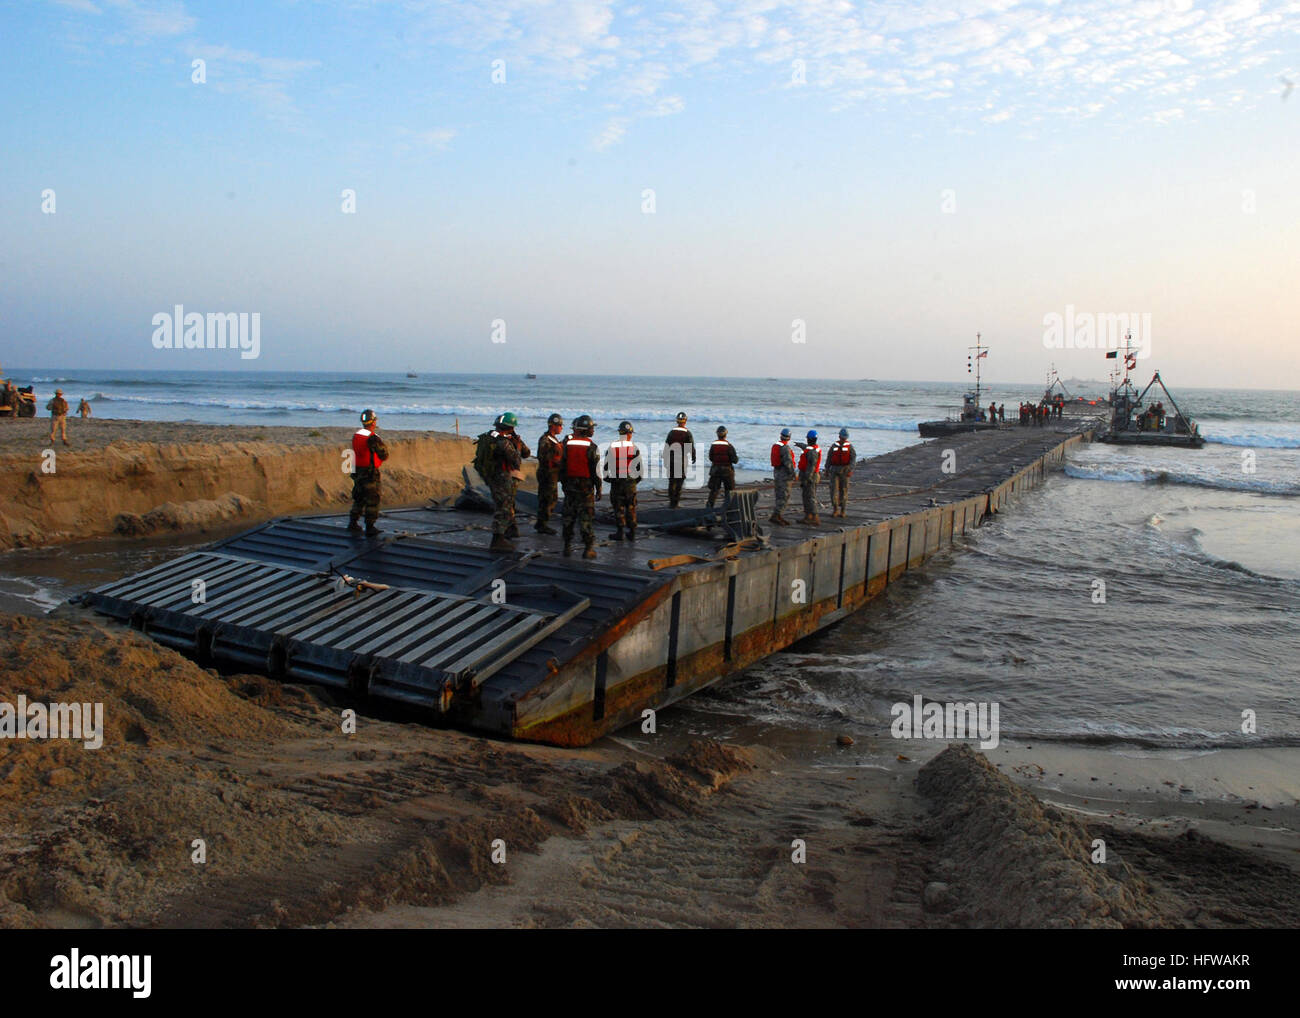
[[0, 613, 753, 928], [0, 615, 349, 928], [916, 744, 1163, 928]]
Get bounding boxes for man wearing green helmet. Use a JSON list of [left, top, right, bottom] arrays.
[[483, 411, 531, 552]]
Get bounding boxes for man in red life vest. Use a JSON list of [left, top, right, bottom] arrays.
[[825, 428, 855, 518], [534, 412, 564, 535], [602, 420, 643, 541], [988, 401, 997, 427], [770, 427, 796, 525], [663, 412, 695, 508], [706, 425, 738, 508], [485, 411, 530, 552], [798, 429, 822, 526], [348, 409, 389, 536], [559, 414, 602, 559]]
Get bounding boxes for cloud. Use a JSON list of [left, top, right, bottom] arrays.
[[408, 0, 1300, 142], [189, 44, 320, 123]]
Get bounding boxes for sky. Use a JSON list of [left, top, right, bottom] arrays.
[[1, 0, 1297, 387]]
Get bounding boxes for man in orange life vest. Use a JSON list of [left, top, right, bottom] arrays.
[[706, 425, 738, 508], [534, 412, 564, 535], [770, 428, 796, 526], [348, 409, 389, 536], [825, 428, 855, 518], [663, 412, 695, 508], [798, 429, 822, 526], [559, 414, 602, 559], [602, 420, 643, 541]]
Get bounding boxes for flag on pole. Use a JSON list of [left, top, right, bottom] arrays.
[[977, 350, 988, 359], [1125, 353, 1137, 369], [1105, 351, 1118, 359]]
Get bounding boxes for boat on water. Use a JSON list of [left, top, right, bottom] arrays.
[[1098, 334, 1204, 448], [406, 367, 418, 378], [918, 333, 1000, 437], [525, 372, 537, 380]]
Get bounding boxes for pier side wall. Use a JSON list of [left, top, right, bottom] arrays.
[[514, 432, 1089, 745]]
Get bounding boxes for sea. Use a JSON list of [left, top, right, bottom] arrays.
[[5, 368, 1299, 753]]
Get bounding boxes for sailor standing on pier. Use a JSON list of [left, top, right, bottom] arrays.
[[705, 425, 738, 508], [798, 430, 822, 526], [825, 428, 855, 518], [603, 420, 643, 542], [559, 415, 601, 559], [348, 409, 389, 536], [769, 428, 796, 526], [482, 412, 530, 552], [534, 412, 564, 535], [663, 412, 696, 508]]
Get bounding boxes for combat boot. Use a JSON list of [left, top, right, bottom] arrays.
[[505, 522, 519, 539], [583, 545, 597, 560], [490, 534, 515, 552], [811, 514, 822, 526], [535, 522, 557, 535], [611, 526, 624, 541], [627, 527, 637, 542], [365, 524, 383, 536], [347, 516, 362, 533], [563, 543, 573, 557]]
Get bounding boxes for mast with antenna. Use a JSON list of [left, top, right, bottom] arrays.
[[968, 332, 986, 406]]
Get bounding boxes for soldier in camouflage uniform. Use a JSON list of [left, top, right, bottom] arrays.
[[534, 412, 564, 535], [824, 428, 856, 518], [559, 415, 601, 559], [486, 412, 530, 552], [47, 388, 70, 445], [348, 409, 389, 535], [769, 428, 796, 525], [602, 420, 643, 541]]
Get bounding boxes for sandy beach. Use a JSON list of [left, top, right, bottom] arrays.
[[1, 418, 1297, 929], [0, 417, 488, 549], [2, 607, 1297, 929]]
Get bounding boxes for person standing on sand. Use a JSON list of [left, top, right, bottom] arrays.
[[47, 389, 70, 445], [78, 398, 92, 419], [348, 409, 389, 536], [998, 403, 1005, 423]]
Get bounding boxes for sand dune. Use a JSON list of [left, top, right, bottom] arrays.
[[0, 419, 494, 549]]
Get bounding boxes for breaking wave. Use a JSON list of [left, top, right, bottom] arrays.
[[1064, 463, 1300, 496]]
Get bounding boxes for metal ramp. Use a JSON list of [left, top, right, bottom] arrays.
[[79, 551, 589, 713]]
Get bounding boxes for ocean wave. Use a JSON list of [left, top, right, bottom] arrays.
[[1064, 462, 1300, 496], [1204, 433, 1300, 449], [88, 391, 924, 431]]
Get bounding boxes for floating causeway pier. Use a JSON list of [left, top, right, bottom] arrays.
[[80, 419, 1099, 745]]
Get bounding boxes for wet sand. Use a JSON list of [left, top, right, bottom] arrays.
[[2, 610, 1296, 929]]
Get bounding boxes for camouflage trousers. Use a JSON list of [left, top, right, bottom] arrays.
[[773, 468, 795, 514], [536, 467, 559, 524], [562, 478, 597, 548], [706, 465, 734, 506], [800, 474, 820, 516], [828, 470, 852, 511], [349, 469, 382, 525], [667, 476, 686, 508], [609, 479, 638, 530], [490, 474, 518, 537]]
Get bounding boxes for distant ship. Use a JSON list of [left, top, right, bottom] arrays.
[[917, 333, 1000, 437], [525, 372, 537, 380], [406, 367, 418, 378]]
